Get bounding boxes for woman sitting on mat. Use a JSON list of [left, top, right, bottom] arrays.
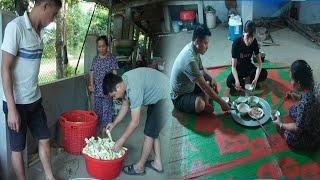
[[272, 60, 320, 149]]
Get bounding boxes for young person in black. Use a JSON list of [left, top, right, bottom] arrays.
[[226, 20, 268, 95]]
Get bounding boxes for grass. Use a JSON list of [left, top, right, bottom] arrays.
[[39, 64, 84, 85]]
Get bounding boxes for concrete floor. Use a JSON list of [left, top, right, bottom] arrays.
[[26, 106, 172, 180], [162, 24, 320, 81]]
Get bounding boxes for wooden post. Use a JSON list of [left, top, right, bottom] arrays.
[[122, 20, 130, 39], [107, 0, 113, 52], [55, 0, 65, 79], [132, 28, 140, 67], [143, 35, 147, 62], [163, 5, 170, 32], [129, 24, 134, 40], [148, 37, 153, 60]]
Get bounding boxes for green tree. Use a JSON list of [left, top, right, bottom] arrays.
[[89, 5, 109, 35], [0, 0, 16, 12], [0, 0, 28, 15], [66, 2, 88, 54]]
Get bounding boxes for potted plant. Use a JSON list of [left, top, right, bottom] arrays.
[[205, 5, 216, 29]]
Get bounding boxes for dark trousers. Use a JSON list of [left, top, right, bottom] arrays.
[[226, 63, 268, 90]]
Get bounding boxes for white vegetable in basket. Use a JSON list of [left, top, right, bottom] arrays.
[[82, 130, 127, 160]]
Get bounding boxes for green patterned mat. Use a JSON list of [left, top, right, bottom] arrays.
[[169, 65, 320, 179]]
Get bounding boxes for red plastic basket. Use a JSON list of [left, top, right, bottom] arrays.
[[83, 151, 128, 180], [60, 110, 97, 155]]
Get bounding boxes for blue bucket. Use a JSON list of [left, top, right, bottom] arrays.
[[172, 21, 181, 33], [228, 24, 243, 41], [228, 15, 243, 41]]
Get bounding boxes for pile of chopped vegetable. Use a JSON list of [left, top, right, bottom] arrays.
[[82, 130, 127, 160]]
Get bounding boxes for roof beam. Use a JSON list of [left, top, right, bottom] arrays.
[[113, 0, 165, 11]]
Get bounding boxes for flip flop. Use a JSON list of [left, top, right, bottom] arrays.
[[145, 160, 164, 173], [122, 164, 146, 176]]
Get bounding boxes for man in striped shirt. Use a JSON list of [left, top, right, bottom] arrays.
[[1, 0, 61, 179]]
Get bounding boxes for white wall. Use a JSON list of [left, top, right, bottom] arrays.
[[84, 34, 97, 73], [203, 0, 289, 23], [299, 1, 320, 24], [252, 0, 288, 18]]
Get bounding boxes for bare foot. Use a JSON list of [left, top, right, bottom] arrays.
[[133, 164, 145, 173], [151, 160, 163, 171]]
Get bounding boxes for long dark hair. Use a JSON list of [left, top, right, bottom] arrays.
[[290, 60, 314, 90]]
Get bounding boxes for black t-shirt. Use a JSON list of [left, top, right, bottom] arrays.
[[232, 37, 259, 68]]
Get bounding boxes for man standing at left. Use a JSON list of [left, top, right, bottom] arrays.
[[1, 1, 61, 179]]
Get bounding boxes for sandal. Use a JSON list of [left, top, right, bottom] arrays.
[[122, 164, 146, 176]]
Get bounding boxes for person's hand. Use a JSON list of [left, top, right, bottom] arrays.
[[235, 81, 242, 91], [8, 108, 20, 132], [251, 79, 258, 90], [285, 91, 301, 100], [272, 116, 281, 126], [105, 122, 116, 131], [113, 138, 125, 152], [211, 79, 219, 94], [220, 100, 231, 111], [88, 85, 94, 92]]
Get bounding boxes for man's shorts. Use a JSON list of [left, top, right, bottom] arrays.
[[172, 73, 213, 114], [172, 86, 203, 114], [3, 98, 50, 151], [144, 99, 168, 139]]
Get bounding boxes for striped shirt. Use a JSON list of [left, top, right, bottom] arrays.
[[1, 12, 43, 104]]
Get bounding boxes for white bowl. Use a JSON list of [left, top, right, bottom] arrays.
[[245, 84, 254, 91], [221, 96, 230, 103], [248, 96, 259, 106], [237, 103, 251, 115], [271, 110, 280, 120], [236, 96, 248, 103]]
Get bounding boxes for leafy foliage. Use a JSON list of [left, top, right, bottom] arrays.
[[0, 0, 17, 12], [89, 4, 109, 35], [42, 28, 56, 59]]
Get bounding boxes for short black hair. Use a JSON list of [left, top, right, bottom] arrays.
[[35, 0, 62, 8], [244, 20, 256, 37], [192, 24, 211, 41], [103, 73, 123, 95], [290, 60, 314, 89], [96, 35, 109, 46]]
